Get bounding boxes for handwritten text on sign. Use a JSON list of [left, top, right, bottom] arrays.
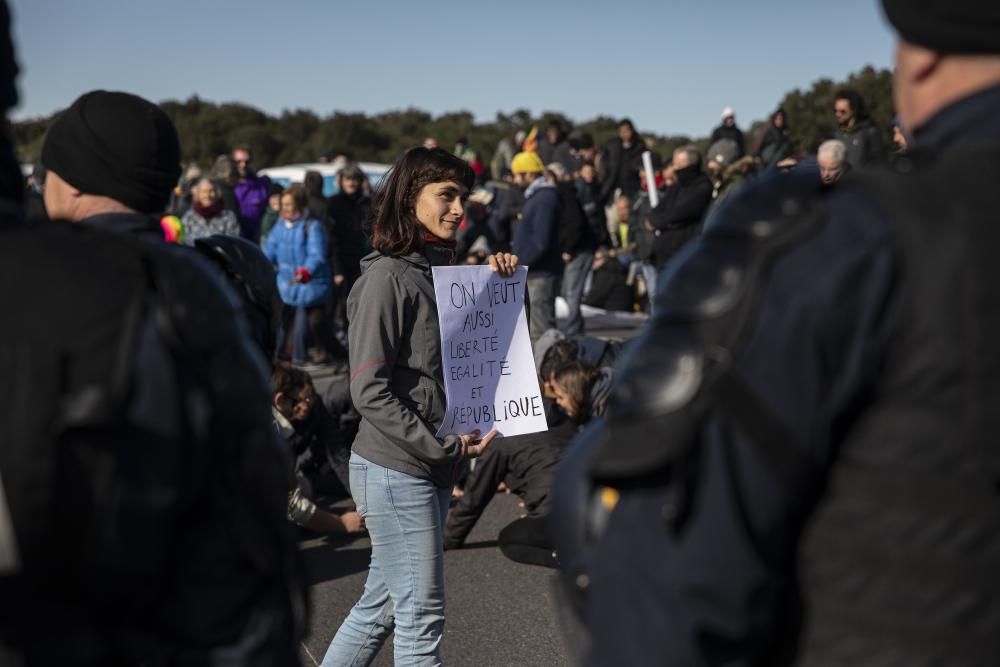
[[432, 265, 547, 438]]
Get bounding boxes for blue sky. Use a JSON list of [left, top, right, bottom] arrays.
[[8, 0, 896, 138]]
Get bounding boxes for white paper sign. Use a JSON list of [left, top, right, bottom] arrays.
[[432, 265, 548, 438]]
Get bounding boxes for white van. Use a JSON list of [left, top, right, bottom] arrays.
[[258, 161, 390, 197]]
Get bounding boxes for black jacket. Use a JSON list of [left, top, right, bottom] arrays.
[[649, 165, 712, 267], [538, 135, 576, 173], [0, 213, 304, 664], [444, 421, 577, 549], [599, 137, 645, 203], [574, 178, 610, 247], [710, 123, 746, 157], [307, 191, 328, 225], [574, 84, 1000, 667], [556, 181, 596, 255], [584, 259, 633, 312], [834, 117, 886, 169], [325, 190, 372, 278]]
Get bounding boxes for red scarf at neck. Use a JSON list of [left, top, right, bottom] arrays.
[[193, 199, 224, 219], [422, 231, 457, 264]]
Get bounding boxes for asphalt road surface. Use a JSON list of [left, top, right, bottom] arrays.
[[299, 494, 573, 666]]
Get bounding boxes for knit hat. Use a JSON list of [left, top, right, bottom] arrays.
[[881, 0, 1000, 54], [41, 90, 181, 213], [511, 151, 545, 175], [546, 162, 567, 181], [706, 139, 739, 168]]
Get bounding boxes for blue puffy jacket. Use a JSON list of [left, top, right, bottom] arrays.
[[263, 217, 332, 307]]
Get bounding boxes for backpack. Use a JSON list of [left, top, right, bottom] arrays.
[[0, 224, 305, 664]]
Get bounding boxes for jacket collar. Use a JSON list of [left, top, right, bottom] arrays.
[[912, 84, 1000, 151], [79, 212, 163, 242], [525, 177, 554, 199]]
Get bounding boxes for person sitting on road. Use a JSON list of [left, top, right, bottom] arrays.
[[272, 366, 363, 534], [584, 246, 634, 312], [549, 359, 613, 427], [444, 420, 577, 568]]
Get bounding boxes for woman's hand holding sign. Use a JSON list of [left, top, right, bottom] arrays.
[[458, 429, 498, 460], [488, 252, 519, 277]]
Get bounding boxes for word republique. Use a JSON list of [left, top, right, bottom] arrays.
[[444, 277, 543, 428]]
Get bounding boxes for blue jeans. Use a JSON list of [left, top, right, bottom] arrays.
[[321, 453, 452, 667], [639, 261, 658, 315], [527, 275, 558, 344], [560, 251, 593, 336]]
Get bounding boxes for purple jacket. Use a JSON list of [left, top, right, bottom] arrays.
[[234, 173, 271, 242]]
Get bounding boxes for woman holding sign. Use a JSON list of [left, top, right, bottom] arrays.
[[322, 147, 518, 666]]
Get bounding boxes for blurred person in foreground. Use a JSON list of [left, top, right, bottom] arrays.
[[552, 1, 1000, 664], [0, 87, 304, 664]]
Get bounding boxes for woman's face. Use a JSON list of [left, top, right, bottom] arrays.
[[196, 181, 217, 207], [414, 180, 467, 241], [550, 379, 578, 419], [280, 194, 302, 221]]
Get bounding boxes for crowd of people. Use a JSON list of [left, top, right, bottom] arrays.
[[4, 0, 1000, 665]]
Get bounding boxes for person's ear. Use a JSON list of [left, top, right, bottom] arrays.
[[272, 392, 286, 409], [897, 40, 941, 85]]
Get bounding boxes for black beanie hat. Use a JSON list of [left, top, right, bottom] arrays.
[[41, 90, 181, 213], [881, 0, 1000, 54]]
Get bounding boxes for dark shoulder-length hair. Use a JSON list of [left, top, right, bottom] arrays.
[[371, 146, 475, 257]]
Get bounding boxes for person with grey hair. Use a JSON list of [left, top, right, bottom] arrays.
[[181, 177, 241, 243], [647, 145, 713, 268], [817, 139, 850, 185]]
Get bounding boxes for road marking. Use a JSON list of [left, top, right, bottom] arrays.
[[302, 642, 320, 667], [0, 470, 21, 575]]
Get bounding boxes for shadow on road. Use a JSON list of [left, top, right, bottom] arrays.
[[301, 540, 371, 586], [455, 539, 499, 550]]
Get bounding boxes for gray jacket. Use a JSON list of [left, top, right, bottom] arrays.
[[347, 249, 461, 488]]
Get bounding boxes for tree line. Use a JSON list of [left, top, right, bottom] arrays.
[[12, 65, 893, 170]]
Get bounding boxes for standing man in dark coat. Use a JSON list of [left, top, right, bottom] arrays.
[[649, 146, 713, 269], [710, 107, 746, 158], [0, 88, 305, 665], [326, 163, 371, 291], [552, 2, 1000, 665], [598, 118, 645, 205], [325, 163, 372, 336], [833, 88, 887, 169]]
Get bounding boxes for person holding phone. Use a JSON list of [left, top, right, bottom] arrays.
[[321, 147, 518, 666]]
